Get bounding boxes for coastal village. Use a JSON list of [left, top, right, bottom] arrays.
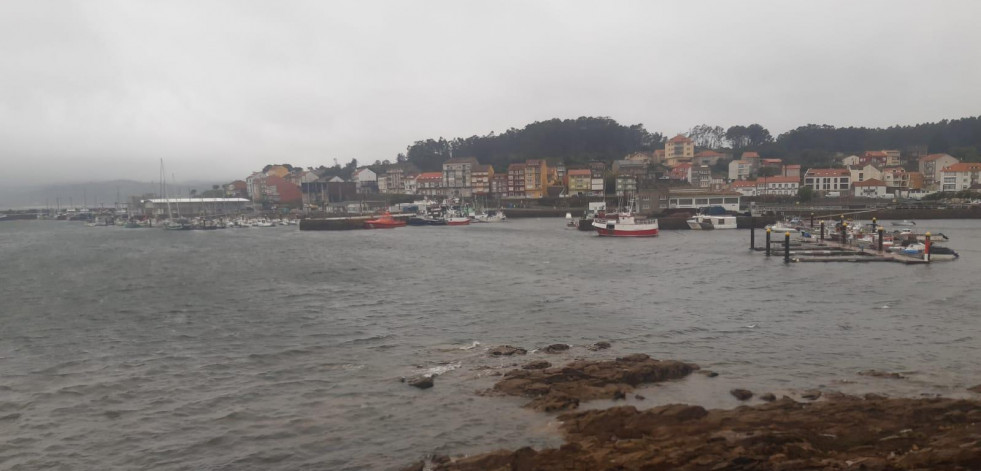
[[206, 134, 975, 218]]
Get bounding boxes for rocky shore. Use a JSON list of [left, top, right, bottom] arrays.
[[404, 347, 981, 471]]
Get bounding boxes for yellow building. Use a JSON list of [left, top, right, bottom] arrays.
[[664, 135, 694, 167], [523, 159, 548, 198], [567, 169, 592, 196]]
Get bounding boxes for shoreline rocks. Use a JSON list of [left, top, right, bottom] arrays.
[[730, 388, 753, 401], [482, 353, 699, 412], [430, 396, 981, 470], [488, 345, 526, 356]]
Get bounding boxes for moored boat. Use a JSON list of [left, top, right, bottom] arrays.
[[592, 213, 659, 237], [364, 212, 407, 229], [445, 216, 470, 226]]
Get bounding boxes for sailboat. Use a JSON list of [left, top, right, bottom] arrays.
[[161, 160, 191, 230]]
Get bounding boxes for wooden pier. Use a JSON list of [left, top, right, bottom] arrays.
[[748, 216, 932, 265]]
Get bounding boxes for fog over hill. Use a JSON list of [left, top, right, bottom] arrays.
[[0, 179, 222, 210]]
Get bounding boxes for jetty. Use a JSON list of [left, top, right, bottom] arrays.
[[748, 216, 934, 265]]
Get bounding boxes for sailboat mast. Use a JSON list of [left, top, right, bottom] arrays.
[[162, 159, 174, 220]]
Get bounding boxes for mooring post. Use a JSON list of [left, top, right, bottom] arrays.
[[784, 232, 791, 263], [810, 212, 815, 228], [765, 227, 771, 256], [871, 217, 877, 233], [820, 221, 825, 242], [750, 217, 756, 250], [878, 227, 884, 252], [842, 223, 848, 246], [925, 232, 932, 262]]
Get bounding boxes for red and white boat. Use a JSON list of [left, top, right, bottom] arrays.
[[445, 216, 470, 226], [364, 212, 407, 229], [592, 212, 659, 237]]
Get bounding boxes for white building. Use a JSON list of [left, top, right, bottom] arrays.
[[940, 163, 981, 191], [352, 168, 377, 194], [803, 168, 850, 193], [755, 176, 800, 196], [667, 189, 741, 212], [728, 159, 753, 180], [841, 155, 861, 166], [849, 163, 882, 184], [852, 179, 888, 198]]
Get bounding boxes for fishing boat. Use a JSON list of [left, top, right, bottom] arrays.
[[364, 212, 406, 229], [445, 215, 470, 226], [592, 199, 658, 237], [593, 212, 659, 237]]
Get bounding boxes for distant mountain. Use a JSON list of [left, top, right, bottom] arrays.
[[0, 179, 222, 210]]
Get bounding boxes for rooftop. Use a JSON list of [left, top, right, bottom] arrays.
[[851, 178, 886, 187], [943, 162, 981, 172], [805, 168, 850, 177]]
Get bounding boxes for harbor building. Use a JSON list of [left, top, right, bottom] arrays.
[[141, 198, 250, 217]]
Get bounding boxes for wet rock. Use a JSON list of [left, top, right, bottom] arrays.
[[485, 354, 698, 411], [730, 389, 753, 401], [489, 345, 527, 356], [864, 393, 887, 400], [522, 360, 551, 370], [542, 344, 570, 354], [586, 341, 611, 351], [698, 370, 719, 378], [759, 393, 776, 402], [407, 375, 434, 389], [634, 394, 645, 400], [801, 389, 822, 400], [968, 384, 981, 394], [399, 461, 424, 471], [428, 396, 981, 471], [612, 390, 626, 400], [858, 369, 906, 379]]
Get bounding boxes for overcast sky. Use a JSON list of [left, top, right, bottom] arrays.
[[1, 0, 979, 185]]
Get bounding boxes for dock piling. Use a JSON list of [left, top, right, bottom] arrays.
[[925, 232, 931, 262], [765, 228, 771, 256], [810, 212, 815, 228], [820, 221, 825, 241], [750, 217, 756, 250], [784, 232, 791, 263], [878, 227, 884, 252]]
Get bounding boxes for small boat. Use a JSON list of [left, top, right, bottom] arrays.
[[565, 212, 578, 229], [891, 220, 916, 227], [686, 216, 713, 230], [592, 212, 659, 237], [364, 212, 406, 229], [445, 216, 470, 226]]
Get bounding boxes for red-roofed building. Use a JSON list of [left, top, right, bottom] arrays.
[[416, 172, 444, 197], [852, 178, 888, 198], [803, 168, 850, 194], [782, 164, 801, 178], [668, 163, 693, 181], [940, 162, 981, 191]]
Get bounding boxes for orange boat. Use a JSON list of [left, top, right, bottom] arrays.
[[364, 212, 407, 229]]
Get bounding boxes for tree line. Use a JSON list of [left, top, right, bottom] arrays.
[[396, 115, 981, 173], [277, 115, 981, 182]]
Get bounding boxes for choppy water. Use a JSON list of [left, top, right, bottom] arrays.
[[1, 219, 980, 470]]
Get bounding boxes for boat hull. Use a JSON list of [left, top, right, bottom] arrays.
[[595, 227, 659, 237], [364, 221, 406, 229], [446, 218, 470, 226]]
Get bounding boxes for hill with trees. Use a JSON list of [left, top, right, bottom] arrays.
[[396, 115, 981, 173]]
